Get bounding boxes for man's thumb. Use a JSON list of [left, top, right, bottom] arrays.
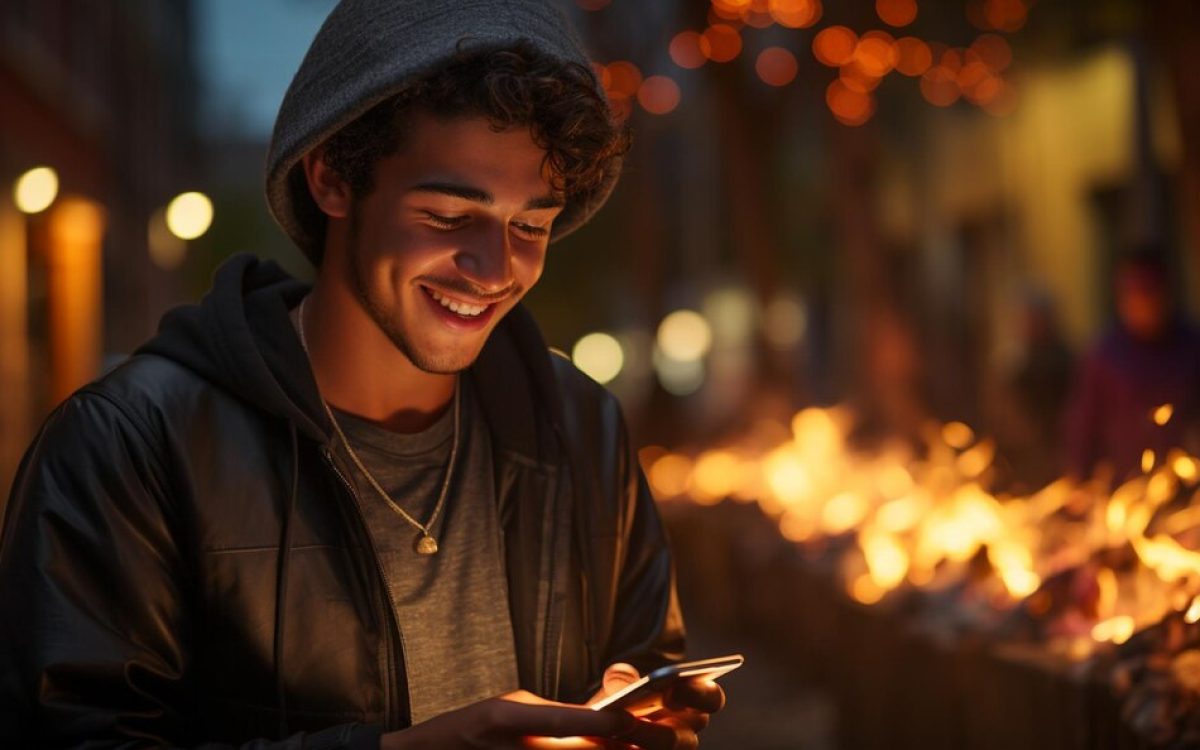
[[601, 662, 641, 696]]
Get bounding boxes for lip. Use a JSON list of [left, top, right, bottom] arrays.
[[420, 285, 499, 331]]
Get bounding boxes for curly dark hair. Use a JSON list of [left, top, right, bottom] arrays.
[[321, 40, 629, 218]]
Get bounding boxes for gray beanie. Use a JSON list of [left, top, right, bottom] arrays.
[[266, 0, 620, 265]]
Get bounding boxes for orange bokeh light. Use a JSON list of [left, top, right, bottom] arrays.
[[984, 0, 1027, 32], [826, 79, 875, 126], [840, 63, 888, 93], [813, 26, 858, 67], [971, 34, 1013, 71], [703, 24, 744, 63], [670, 31, 711, 69], [605, 61, 644, 99], [982, 80, 1018, 116], [894, 37, 932, 76], [743, 9, 775, 28], [638, 76, 682, 115], [939, 48, 964, 73], [756, 47, 800, 87], [769, 0, 823, 28], [920, 65, 961, 107], [840, 63, 882, 94], [854, 30, 897, 77], [957, 60, 991, 92], [712, 0, 753, 17], [876, 0, 917, 28], [965, 71, 1004, 105]]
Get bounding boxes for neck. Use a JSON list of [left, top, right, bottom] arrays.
[[300, 278, 456, 434]]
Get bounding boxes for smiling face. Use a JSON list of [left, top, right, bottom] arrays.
[[329, 113, 563, 373]]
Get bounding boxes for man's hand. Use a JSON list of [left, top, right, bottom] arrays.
[[379, 689, 691, 750], [587, 662, 727, 749]]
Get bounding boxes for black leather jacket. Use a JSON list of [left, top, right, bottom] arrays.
[[0, 255, 685, 749]]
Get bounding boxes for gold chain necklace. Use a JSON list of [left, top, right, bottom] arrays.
[[297, 295, 459, 555]]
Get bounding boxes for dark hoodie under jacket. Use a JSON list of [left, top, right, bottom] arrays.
[[0, 253, 684, 749]]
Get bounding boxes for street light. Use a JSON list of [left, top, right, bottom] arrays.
[[13, 167, 59, 214], [165, 191, 213, 240], [572, 332, 625, 384]]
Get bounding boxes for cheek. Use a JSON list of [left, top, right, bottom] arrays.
[[513, 244, 548, 289]]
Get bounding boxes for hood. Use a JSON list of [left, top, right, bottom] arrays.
[[137, 252, 564, 459], [137, 254, 327, 441]]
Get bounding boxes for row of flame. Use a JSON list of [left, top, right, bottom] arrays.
[[644, 403, 1200, 657]]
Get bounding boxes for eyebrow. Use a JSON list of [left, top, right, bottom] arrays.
[[409, 181, 564, 211]]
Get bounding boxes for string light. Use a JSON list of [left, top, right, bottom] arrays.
[[756, 47, 799, 87], [595, 0, 1027, 125], [638, 76, 682, 115]]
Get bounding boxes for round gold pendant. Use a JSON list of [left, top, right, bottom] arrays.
[[414, 534, 439, 555]]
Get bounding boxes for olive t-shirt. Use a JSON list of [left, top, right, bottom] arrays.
[[330, 379, 519, 724]]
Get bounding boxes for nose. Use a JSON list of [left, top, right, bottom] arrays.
[[454, 226, 513, 294]]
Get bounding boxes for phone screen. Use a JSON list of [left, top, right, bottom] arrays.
[[590, 654, 744, 713]]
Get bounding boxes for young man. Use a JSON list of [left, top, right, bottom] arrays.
[[0, 1, 723, 747]]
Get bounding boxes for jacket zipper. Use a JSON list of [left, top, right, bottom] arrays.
[[322, 446, 404, 730]]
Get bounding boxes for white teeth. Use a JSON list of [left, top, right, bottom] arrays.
[[429, 288, 487, 317]]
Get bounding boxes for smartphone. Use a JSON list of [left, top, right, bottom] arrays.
[[590, 654, 744, 714]]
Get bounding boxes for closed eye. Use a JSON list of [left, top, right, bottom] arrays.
[[512, 222, 549, 239], [425, 212, 469, 230]]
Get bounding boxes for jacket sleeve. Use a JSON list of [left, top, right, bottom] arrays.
[[0, 392, 381, 750], [599, 400, 686, 678]]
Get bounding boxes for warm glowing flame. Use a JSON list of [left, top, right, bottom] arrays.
[[1091, 615, 1135, 645], [655, 403, 1200, 656], [1186, 596, 1200, 624], [1154, 404, 1175, 427]]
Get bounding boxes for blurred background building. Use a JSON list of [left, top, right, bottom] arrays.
[[0, 0, 199, 495]]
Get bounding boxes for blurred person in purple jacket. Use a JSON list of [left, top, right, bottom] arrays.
[[1065, 251, 1200, 483]]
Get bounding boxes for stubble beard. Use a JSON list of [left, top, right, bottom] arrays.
[[345, 209, 474, 375]]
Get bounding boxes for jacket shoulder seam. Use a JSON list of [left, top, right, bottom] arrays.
[[74, 385, 173, 488]]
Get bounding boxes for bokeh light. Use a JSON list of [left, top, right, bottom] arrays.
[[920, 65, 961, 107], [756, 47, 800, 87], [769, 0, 822, 28], [981, 79, 1019, 116], [895, 37, 933, 76], [813, 26, 858, 67], [762, 293, 808, 350], [876, 0, 918, 27], [572, 332, 625, 384], [670, 31, 710, 69], [13, 166, 59, 215], [657, 309, 714, 362], [638, 76, 682, 115], [703, 24, 743, 63], [971, 33, 1013, 71], [654, 351, 706, 396], [165, 191, 214, 240], [604, 61, 643, 100], [840, 63, 883, 94], [704, 287, 758, 347], [826, 79, 876, 126], [742, 7, 775, 29], [983, 0, 1027, 32], [649, 452, 693, 497], [854, 30, 898, 77]]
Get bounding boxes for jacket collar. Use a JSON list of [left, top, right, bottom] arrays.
[[468, 304, 565, 466]]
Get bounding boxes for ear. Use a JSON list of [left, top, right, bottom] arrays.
[[301, 147, 352, 219]]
